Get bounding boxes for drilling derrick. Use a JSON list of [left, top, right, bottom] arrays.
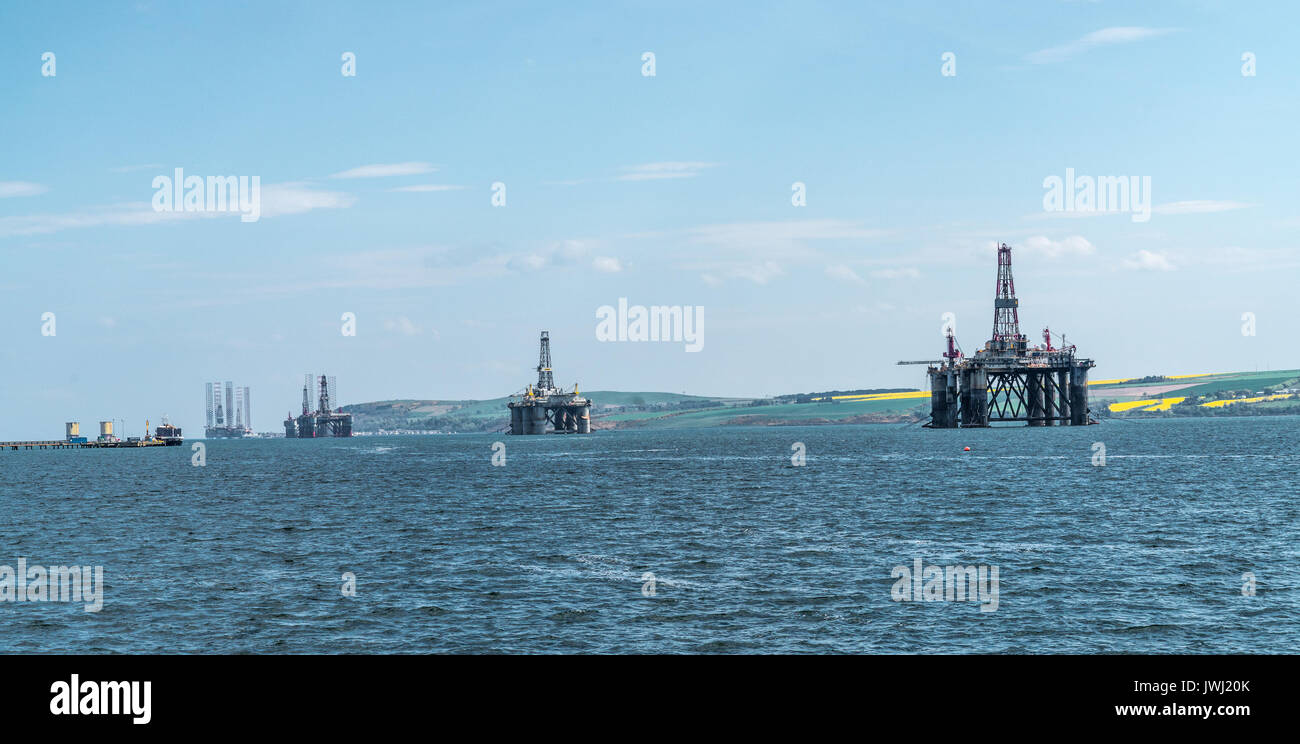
[[318, 375, 331, 414], [506, 331, 592, 434], [990, 242, 1027, 355], [898, 241, 1096, 428], [537, 331, 555, 394]]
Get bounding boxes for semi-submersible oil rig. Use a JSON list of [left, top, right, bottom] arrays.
[[284, 374, 353, 437], [507, 331, 592, 434], [900, 242, 1096, 427]]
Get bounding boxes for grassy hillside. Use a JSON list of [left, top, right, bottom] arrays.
[[341, 368, 1300, 433], [343, 389, 927, 433], [1089, 370, 1300, 417]]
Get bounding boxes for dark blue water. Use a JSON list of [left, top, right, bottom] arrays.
[[2, 417, 1296, 653]]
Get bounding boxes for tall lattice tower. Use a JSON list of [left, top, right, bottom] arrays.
[[318, 375, 331, 414], [205, 382, 216, 428], [990, 242, 1026, 354], [536, 331, 554, 392]]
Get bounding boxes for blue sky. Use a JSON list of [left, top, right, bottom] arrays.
[[1, 1, 1297, 437]]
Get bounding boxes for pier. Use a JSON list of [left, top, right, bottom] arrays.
[[1, 418, 183, 450], [1, 439, 172, 450]]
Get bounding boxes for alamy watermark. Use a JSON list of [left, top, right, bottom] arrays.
[[596, 298, 704, 352], [152, 168, 261, 223], [0, 558, 103, 612], [891, 557, 998, 612], [1043, 167, 1150, 223]]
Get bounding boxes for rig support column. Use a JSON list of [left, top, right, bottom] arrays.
[[1057, 370, 1070, 425], [1027, 371, 1044, 426], [509, 406, 523, 435], [528, 406, 547, 434], [1042, 371, 1056, 426], [1069, 364, 1090, 426], [960, 367, 989, 427], [927, 367, 959, 428]]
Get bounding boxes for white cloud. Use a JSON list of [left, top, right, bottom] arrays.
[[384, 316, 423, 336], [870, 267, 920, 279], [1152, 200, 1252, 215], [616, 162, 717, 181], [387, 184, 465, 192], [825, 264, 865, 283], [1027, 27, 1176, 64], [97, 316, 117, 328], [729, 261, 784, 285], [504, 239, 592, 273], [0, 181, 47, 198], [627, 219, 889, 287], [330, 162, 435, 179], [109, 164, 162, 173], [1018, 235, 1096, 258], [1122, 249, 1174, 271], [0, 182, 354, 238], [682, 219, 889, 251], [592, 256, 622, 273], [260, 182, 357, 218]]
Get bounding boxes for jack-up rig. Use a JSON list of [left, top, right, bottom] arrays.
[[899, 242, 1097, 427], [284, 374, 353, 437], [507, 331, 593, 434]]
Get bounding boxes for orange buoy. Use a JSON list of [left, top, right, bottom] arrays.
[[963, 446, 971, 451]]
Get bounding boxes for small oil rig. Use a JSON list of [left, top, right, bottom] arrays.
[[284, 374, 353, 437], [507, 331, 592, 434], [204, 381, 252, 438], [899, 242, 1096, 427]]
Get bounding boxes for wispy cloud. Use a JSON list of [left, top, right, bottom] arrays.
[[728, 261, 784, 285], [330, 162, 436, 179], [1152, 200, 1252, 215], [870, 267, 921, 279], [679, 219, 889, 250], [825, 264, 866, 284], [1018, 235, 1096, 258], [616, 161, 717, 181], [0, 181, 47, 198], [260, 182, 357, 217], [1122, 249, 1174, 271], [387, 184, 465, 193], [1027, 199, 1249, 221], [547, 161, 719, 186], [629, 219, 890, 286], [1027, 27, 1176, 64], [592, 256, 622, 273], [0, 182, 354, 238], [383, 316, 424, 336], [109, 164, 162, 173]]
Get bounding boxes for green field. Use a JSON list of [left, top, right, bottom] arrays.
[[344, 390, 927, 433], [342, 368, 1300, 433], [1089, 369, 1300, 416]]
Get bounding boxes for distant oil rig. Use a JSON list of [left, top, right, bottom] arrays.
[[284, 374, 353, 437], [507, 331, 592, 434], [899, 242, 1096, 427], [205, 381, 252, 438]]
